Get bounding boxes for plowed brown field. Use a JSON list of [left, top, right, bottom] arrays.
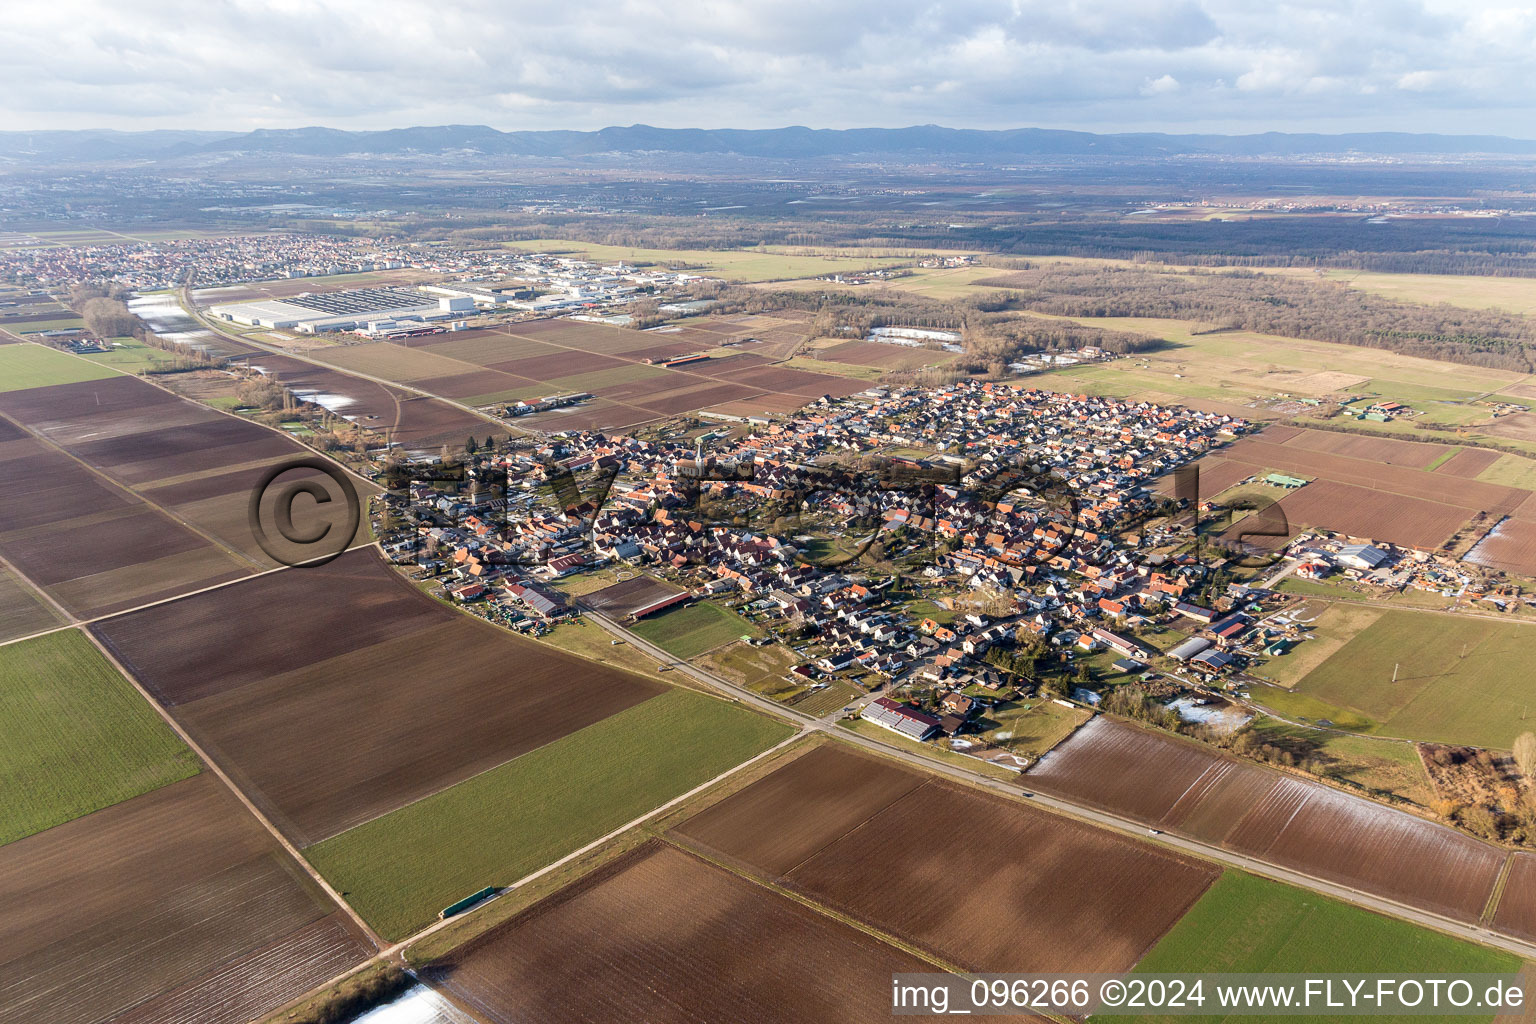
[[91, 548, 666, 844], [1465, 516, 1536, 576], [1435, 448, 1501, 478], [674, 743, 1216, 973], [1492, 853, 1536, 941], [426, 841, 973, 1024], [1279, 429, 1453, 468], [1222, 434, 1527, 515], [0, 774, 372, 1024], [1027, 718, 1505, 924], [1234, 478, 1471, 550]]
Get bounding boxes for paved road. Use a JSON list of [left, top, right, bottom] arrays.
[[582, 607, 1536, 963], [178, 288, 512, 433]]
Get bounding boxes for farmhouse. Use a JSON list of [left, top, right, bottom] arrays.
[[504, 580, 570, 619], [1090, 627, 1154, 660], [1172, 600, 1216, 623], [863, 697, 941, 741]]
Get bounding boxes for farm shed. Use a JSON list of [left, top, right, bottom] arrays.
[[1168, 637, 1212, 662], [863, 697, 941, 741]]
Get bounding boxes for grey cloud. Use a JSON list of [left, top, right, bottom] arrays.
[[0, 0, 1531, 134]]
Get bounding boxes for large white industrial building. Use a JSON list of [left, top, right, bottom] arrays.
[[208, 287, 470, 333]]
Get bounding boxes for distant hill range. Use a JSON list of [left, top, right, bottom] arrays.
[[4, 124, 1536, 164]]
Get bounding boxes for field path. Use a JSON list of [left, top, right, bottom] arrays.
[[80, 618, 388, 949], [0, 538, 388, 949], [178, 286, 513, 436]]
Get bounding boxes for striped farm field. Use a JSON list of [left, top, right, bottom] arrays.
[[305, 688, 792, 939]]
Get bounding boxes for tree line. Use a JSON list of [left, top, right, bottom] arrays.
[[971, 264, 1536, 372]]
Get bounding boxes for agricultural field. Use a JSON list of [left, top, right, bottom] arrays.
[[1104, 871, 1521, 1024], [1466, 515, 1536, 577], [629, 599, 760, 658], [425, 840, 976, 1024], [1201, 426, 1536, 553], [1290, 609, 1536, 749], [580, 574, 687, 617], [0, 427, 251, 618], [0, 565, 61, 642], [0, 343, 120, 391], [674, 742, 1218, 973], [238, 352, 491, 451], [1252, 602, 1386, 687], [0, 371, 368, 595], [305, 689, 791, 939], [790, 680, 863, 716], [502, 239, 914, 282], [0, 629, 199, 845], [810, 338, 959, 371], [315, 316, 858, 427], [0, 773, 373, 1024], [1493, 853, 1536, 942], [91, 548, 672, 846], [1311, 268, 1536, 316], [1027, 718, 1506, 924]]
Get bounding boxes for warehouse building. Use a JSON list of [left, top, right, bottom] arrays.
[[209, 287, 458, 333]]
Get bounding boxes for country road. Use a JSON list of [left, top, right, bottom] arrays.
[[581, 606, 1536, 964], [177, 286, 513, 433]]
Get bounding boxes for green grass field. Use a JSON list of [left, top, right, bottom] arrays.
[[0, 344, 121, 392], [1108, 872, 1520, 1024], [1295, 610, 1536, 749], [1252, 603, 1385, 687], [304, 688, 792, 939], [77, 337, 181, 373], [976, 698, 1091, 757], [7, 316, 87, 334], [1316, 268, 1536, 315], [629, 600, 760, 659], [0, 630, 200, 846], [501, 239, 912, 283]]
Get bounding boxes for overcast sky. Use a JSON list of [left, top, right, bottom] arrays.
[[5, 0, 1533, 136]]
